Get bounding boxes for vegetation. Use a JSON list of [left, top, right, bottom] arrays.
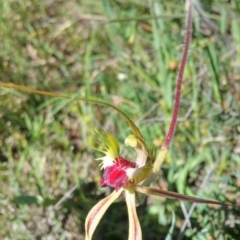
[[0, 0, 239, 239]]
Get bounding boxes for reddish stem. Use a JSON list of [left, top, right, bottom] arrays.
[[163, 3, 192, 148]]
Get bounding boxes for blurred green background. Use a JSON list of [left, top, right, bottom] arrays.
[[0, 0, 240, 239]]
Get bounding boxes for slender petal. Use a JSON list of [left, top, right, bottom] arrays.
[[135, 186, 230, 206], [125, 191, 142, 240], [85, 189, 123, 240]]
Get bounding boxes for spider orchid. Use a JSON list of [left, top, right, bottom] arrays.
[[85, 2, 228, 240], [85, 130, 227, 240], [0, 1, 229, 240]]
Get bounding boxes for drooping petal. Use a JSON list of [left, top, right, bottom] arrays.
[[135, 186, 230, 206], [125, 190, 142, 240], [85, 189, 123, 240]]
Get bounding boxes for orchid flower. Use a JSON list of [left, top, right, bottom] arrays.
[[0, 1, 229, 240], [85, 130, 227, 240], [84, 2, 228, 240]]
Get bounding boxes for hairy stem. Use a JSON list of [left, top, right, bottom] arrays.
[[163, 1, 192, 148], [153, 0, 192, 173]]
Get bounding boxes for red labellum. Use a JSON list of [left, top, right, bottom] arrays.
[[100, 157, 137, 191]]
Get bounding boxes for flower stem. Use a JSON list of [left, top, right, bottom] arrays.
[[153, 0, 192, 172], [163, 1, 192, 148]]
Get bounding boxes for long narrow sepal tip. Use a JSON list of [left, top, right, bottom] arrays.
[[135, 186, 230, 207]]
